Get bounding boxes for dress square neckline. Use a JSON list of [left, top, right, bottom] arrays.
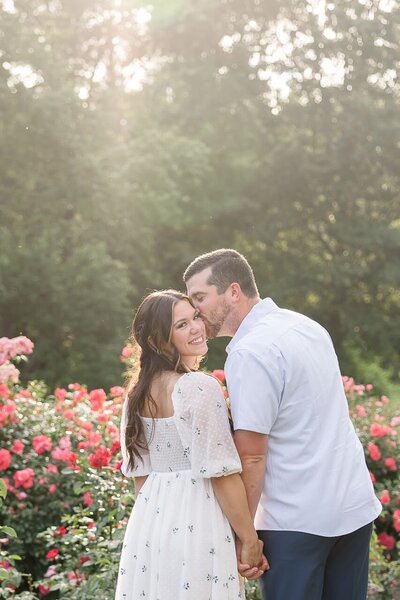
[[139, 372, 191, 421]]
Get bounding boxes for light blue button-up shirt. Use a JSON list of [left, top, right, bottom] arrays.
[[225, 298, 381, 535]]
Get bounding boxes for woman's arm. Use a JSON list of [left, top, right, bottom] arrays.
[[211, 472, 263, 568], [134, 475, 148, 495]]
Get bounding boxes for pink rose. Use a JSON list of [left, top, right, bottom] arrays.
[[13, 467, 35, 488], [368, 443, 381, 462], [110, 386, 125, 397], [32, 435, 52, 454], [380, 490, 391, 505], [0, 449, 11, 470], [355, 404, 367, 417], [11, 440, 24, 454], [83, 492, 93, 506], [384, 457, 397, 471], [212, 369, 225, 382], [393, 510, 400, 533], [378, 532, 395, 551], [89, 389, 107, 411], [55, 388, 68, 401]]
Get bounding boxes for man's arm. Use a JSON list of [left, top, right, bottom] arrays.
[[234, 430, 268, 519]]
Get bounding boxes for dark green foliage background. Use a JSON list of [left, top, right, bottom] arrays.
[[1, 0, 399, 389]]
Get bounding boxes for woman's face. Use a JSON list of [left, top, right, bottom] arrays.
[[170, 300, 207, 365]]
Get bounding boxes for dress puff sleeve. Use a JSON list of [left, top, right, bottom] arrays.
[[120, 398, 152, 477], [173, 372, 242, 478]]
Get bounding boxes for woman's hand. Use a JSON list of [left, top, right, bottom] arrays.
[[236, 538, 270, 579]]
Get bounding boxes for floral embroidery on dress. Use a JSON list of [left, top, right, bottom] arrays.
[[115, 372, 245, 599]]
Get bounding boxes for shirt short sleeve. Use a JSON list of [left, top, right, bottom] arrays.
[[225, 347, 284, 435], [173, 372, 242, 478], [120, 398, 151, 477]]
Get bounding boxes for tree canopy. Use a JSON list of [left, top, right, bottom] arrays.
[[1, 0, 399, 387]]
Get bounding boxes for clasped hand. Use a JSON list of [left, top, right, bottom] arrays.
[[236, 538, 270, 580]]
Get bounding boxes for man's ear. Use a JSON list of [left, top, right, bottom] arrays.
[[230, 282, 242, 303]]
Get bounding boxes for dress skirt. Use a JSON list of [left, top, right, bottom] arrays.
[[115, 470, 245, 600]]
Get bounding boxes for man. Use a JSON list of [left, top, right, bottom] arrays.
[[184, 248, 381, 600]]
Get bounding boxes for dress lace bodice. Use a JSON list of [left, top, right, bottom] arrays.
[[140, 416, 191, 472], [120, 371, 241, 478]]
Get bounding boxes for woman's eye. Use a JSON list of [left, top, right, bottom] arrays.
[[178, 322, 187, 328], [194, 313, 201, 320]]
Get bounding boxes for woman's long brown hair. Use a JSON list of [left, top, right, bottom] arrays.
[[124, 290, 195, 471]]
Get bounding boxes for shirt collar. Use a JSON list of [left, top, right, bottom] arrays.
[[226, 298, 279, 354]]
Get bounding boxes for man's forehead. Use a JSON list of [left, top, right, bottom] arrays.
[[186, 267, 215, 293]]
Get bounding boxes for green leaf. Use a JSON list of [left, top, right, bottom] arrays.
[[0, 526, 17, 538], [0, 479, 6, 500]]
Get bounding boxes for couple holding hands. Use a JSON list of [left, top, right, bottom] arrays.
[[115, 249, 381, 600]]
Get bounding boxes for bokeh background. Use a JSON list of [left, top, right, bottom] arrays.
[[1, 0, 399, 391]]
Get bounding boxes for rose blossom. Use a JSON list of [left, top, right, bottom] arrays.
[[32, 435, 52, 454], [378, 532, 395, 551], [55, 387, 68, 401], [384, 457, 397, 471], [45, 548, 59, 560], [83, 492, 93, 506], [11, 440, 24, 454], [0, 449, 11, 470], [368, 442, 381, 462], [89, 389, 107, 411], [13, 467, 35, 488], [393, 510, 400, 533], [88, 446, 111, 468], [0, 362, 20, 384], [380, 490, 391, 505], [212, 369, 225, 382], [110, 386, 124, 397], [354, 404, 367, 417]]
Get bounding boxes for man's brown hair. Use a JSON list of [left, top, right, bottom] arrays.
[[183, 249, 259, 298]]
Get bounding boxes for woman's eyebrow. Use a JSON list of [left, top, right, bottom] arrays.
[[173, 311, 197, 326]]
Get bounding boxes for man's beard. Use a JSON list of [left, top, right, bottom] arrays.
[[204, 320, 222, 339], [203, 302, 231, 339]]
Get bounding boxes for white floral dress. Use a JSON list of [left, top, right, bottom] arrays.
[[115, 371, 245, 600]]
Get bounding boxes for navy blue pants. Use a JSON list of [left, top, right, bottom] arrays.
[[258, 522, 373, 600]]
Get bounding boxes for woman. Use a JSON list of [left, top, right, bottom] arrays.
[[115, 290, 265, 600]]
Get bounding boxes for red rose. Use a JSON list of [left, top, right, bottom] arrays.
[[38, 583, 52, 595], [110, 441, 121, 455], [83, 492, 93, 506], [88, 446, 111, 468], [212, 369, 225, 383], [45, 548, 59, 560], [0, 449, 11, 470], [378, 532, 395, 551]]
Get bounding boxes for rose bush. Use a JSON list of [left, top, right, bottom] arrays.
[[0, 338, 399, 598]]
